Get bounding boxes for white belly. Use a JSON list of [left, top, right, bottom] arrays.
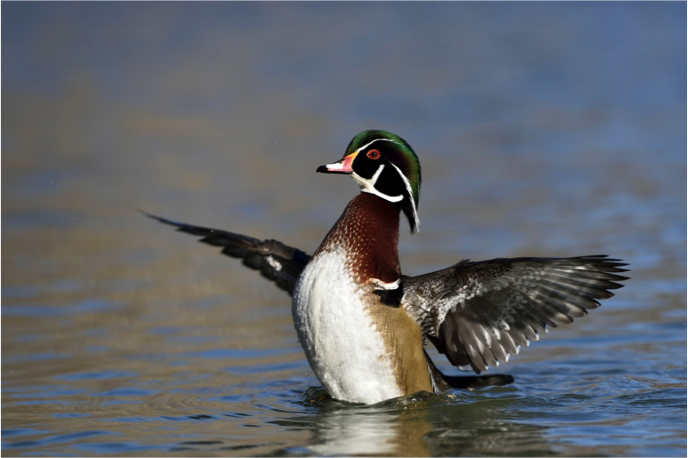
[[292, 247, 403, 404]]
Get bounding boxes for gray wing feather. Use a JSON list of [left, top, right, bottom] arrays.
[[401, 255, 628, 373], [143, 211, 310, 295]]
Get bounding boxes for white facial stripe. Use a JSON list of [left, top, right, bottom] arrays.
[[353, 164, 404, 203], [368, 162, 386, 184], [389, 162, 420, 231], [350, 143, 421, 231], [355, 138, 402, 154]]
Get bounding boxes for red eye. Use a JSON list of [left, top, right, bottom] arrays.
[[366, 149, 381, 160]]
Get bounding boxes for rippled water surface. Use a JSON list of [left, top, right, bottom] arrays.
[[3, 3, 686, 456]]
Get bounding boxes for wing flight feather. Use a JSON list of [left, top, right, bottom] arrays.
[[401, 255, 628, 373], [143, 211, 310, 295]]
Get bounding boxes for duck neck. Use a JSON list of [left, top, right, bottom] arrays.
[[317, 193, 401, 284]]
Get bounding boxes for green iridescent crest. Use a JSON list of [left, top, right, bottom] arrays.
[[345, 130, 422, 233]]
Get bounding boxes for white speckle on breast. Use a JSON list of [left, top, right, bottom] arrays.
[[292, 247, 402, 404]]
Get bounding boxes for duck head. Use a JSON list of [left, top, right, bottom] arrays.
[[317, 130, 422, 233]]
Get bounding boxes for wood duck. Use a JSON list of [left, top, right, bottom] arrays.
[[146, 129, 628, 405]]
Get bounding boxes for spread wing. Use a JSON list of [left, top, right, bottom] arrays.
[[143, 212, 311, 295], [401, 255, 628, 373]]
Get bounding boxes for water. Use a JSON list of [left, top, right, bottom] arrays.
[[2, 2, 686, 456]]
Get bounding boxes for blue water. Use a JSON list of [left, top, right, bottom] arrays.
[[2, 2, 686, 456]]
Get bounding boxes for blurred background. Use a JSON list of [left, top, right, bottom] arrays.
[[2, 2, 686, 456]]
